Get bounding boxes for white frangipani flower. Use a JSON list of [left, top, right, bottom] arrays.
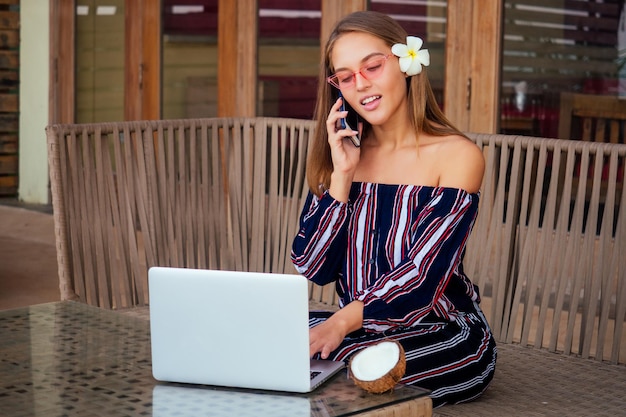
[[391, 36, 430, 76]]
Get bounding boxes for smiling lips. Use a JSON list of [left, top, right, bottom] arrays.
[[360, 95, 381, 113], [362, 95, 380, 105]]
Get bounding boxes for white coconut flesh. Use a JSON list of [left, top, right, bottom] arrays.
[[350, 341, 401, 381]]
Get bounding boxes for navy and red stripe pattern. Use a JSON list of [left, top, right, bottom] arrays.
[[309, 305, 496, 407], [293, 183, 496, 406], [293, 183, 481, 330]]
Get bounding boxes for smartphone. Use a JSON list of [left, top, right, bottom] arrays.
[[337, 91, 361, 147]]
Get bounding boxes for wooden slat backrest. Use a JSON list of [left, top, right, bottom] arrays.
[[246, 118, 312, 275], [463, 134, 523, 340], [297, 131, 626, 363], [47, 118, 625, 363], [46, 117, 315, 309], [466, 133, 626, 364]]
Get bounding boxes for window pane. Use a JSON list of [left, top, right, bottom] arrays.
[[501, 1, 624, 139], [75, 1, 125, 123], [370, 0, 447, 108], [162, 1, 218, 119], [258, 0, 321, 119]]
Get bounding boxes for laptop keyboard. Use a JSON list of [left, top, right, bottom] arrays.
[[310, 371, 321, 380]]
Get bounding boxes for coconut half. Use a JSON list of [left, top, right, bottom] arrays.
[[349, 340, 406, 393]]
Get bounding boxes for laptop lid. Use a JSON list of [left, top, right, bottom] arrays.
[[148, 267, 343, 393]]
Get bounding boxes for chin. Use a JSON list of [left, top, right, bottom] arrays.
[[368, 116, 391, 127]]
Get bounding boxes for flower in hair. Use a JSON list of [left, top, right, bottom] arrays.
[[391, 36, 430, 76]]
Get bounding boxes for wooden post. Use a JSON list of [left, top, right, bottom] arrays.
[[445, 0, 474, 131], [142, 0, 161, 121], [320, 0, 367, 50], [217, 0, 258, 117], [49, 0, 75, 124], [125, 0, 161, 121], [445, 0, 502, 134], [470, 0, 502, 134]]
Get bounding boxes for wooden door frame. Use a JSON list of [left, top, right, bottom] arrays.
[[217, 0, 258, 117], [320, 0, 367, 49], [125, 0, 161, 121], [445, 0, 503, 134], [49, 0, 161, 123], [49, 0, 75, 124]]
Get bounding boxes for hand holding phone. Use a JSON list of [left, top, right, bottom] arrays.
[[337, 91, 361, 147]]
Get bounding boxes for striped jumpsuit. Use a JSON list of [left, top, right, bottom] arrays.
[[291, 183, 496, 407]]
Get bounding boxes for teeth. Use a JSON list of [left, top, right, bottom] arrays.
[[362, 96, 379, 105]]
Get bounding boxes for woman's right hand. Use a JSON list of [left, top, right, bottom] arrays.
[[326, 97, 361, 201], [309, 300, 364, 359]]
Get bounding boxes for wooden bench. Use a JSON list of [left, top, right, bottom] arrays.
[[46, 118, 625, 416]]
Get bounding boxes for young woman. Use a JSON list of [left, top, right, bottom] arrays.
[[291, 11, 496, 406]]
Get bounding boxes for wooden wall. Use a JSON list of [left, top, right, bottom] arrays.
[[0, 0, 19, 196]]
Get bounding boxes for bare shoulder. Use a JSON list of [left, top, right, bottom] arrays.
[[436, 134, 485, 193]]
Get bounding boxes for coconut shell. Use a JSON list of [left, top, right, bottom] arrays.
[[349, 340, 406, 394]]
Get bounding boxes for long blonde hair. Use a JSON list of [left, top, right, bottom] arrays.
[[307, 11, 463, 196]]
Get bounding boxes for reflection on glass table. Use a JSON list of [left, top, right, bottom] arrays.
[[0, 301, 432, 417]]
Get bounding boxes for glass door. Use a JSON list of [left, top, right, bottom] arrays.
[[162, 1, 218, 120], [500, 1, 624, 139], [257, 0, 321, 119], [370, 0, 447, 109], [75, 0, 125, 123]]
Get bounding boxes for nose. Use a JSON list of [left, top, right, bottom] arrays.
[[354, 71, 371, 90]]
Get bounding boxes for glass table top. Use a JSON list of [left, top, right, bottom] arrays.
[[0, 301, 430, 417]]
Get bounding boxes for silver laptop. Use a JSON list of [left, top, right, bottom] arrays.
[[148, 267, 345, 393]]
